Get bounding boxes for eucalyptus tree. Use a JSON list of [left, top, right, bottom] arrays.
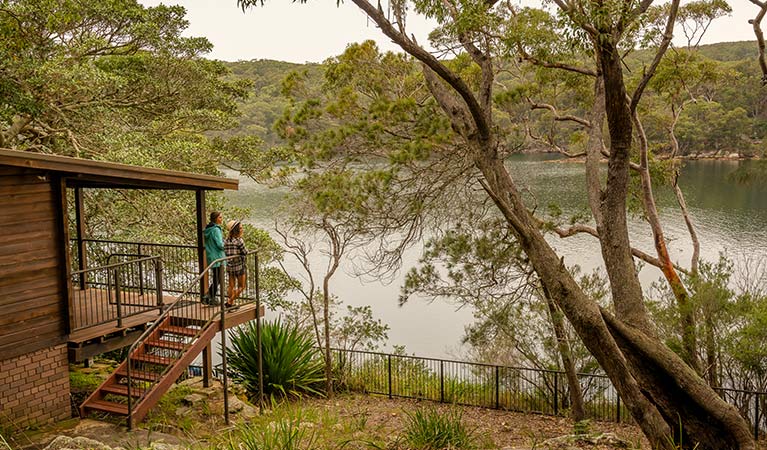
[[237, 0, 756, 446]]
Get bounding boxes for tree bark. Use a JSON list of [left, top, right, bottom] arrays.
[[597, 42, 654, 334], [543, 285, 586, 421], [634, 112, 701, 373]]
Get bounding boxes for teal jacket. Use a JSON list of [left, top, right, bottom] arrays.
[[204, 223, 226, 267]]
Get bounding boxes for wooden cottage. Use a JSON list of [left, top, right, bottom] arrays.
[[0, 149, 262, 429]]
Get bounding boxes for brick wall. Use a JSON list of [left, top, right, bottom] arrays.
[[0, 344, 71, 429]]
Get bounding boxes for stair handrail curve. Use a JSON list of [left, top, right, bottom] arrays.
[[124, 251, 259, 424]]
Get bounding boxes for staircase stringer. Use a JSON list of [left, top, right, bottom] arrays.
[[128, 317, 221, 425]]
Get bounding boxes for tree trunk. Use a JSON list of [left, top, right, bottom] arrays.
[[703, 307, 720, 388], [543, 286, 586, 421], [322, 273, 334, 398], [596, 42, 654, 334], [634, 112, 702, 373]]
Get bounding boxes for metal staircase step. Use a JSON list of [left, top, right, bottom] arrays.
[[145, 339, 186, 351], [132, 353, 175, 366], [84, 399, 129, 415], [159, 325, 199, 337], [115, 368, 161, 382], [100, 383, 146, 398]]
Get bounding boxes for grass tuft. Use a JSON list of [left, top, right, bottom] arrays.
[[401, 406, 477, 450]]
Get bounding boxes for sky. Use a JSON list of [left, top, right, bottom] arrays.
[[138, 0, 762, 63]]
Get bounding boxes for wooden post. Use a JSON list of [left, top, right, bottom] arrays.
[[196, 189, 207, 298], [55, 176, 74, 334], [196, 189, 213, 387], [74, 187, 87, 289]]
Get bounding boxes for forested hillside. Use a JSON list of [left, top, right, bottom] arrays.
[[225, 40, 767, 157]]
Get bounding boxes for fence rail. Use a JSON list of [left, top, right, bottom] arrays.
[[333, 348, 766, 440]]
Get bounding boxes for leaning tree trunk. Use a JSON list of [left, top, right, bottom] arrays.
[[634, 112, 702, 373], [543, 286, 586, 421]]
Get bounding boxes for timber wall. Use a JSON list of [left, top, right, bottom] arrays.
[[0, 166, 68, 360], [0, 344, 71, 427]]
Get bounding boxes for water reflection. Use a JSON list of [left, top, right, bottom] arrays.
[[222, 157, 767, 358]]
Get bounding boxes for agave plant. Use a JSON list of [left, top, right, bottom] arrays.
[[228, 319, 325, 399]]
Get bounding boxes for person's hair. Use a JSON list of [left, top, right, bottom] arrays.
[[209, 211, 221, 223], [228, 222, 242, 239]]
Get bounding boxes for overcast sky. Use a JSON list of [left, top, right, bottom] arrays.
[[140, 0, 760, 63]]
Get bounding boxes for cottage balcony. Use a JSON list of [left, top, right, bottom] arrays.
[[0, 149, 265, 428]]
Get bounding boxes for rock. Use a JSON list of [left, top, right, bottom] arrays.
[[44, 435, 113, 450], [228, 396, 245, 413], [175, 406, 191, 416], [182, 393, 206, 405], [541, 432, 631, 448], [147, 443, 185, 450]]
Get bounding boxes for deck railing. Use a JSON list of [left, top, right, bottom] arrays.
[[69, 255, 164, 331], [333, 348, 767, 440], [71, 239, 261, 300]]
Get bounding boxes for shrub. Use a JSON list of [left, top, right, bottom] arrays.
[[401, 406, 477, 450], [228, 319, 325, 400]]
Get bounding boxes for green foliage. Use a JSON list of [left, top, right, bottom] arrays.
[[226, 411, 318, 450], [401, 407, 478, 450], [228, 319, 326, 400]]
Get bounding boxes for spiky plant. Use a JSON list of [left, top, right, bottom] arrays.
[[228, 319, 325, 399]]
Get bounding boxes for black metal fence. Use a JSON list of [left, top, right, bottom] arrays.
[[333, 348, 767, 440]]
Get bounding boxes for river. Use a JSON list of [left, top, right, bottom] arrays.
[[222, 155, 767, 359]]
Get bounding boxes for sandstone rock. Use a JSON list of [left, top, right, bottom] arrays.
[[44, 435, 113, 450], [182, 393, 206, 405]]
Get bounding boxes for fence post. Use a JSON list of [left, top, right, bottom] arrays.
[[440, 361, 444, 403], [114, 268, 123, 328], [755, 393, 760, 440], [138, 243, 145, 296], [553, 372, 559, 416], [616, 394, 621, 423], [155, 258, 164, 311], [387, 354, 392, 399], [495, 365, 500, 409]]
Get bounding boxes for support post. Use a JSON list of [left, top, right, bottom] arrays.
[[495, 366, 500, 409], [74, 187, 87, 289], [440, 361, 444, 403], [553, 372, 559, 416], [196, 190, 213, 388], [255, 253, 264, 415], [195, 189, 207, 299], [755, 393, 760, 440], [202, 345, 212, 388], [220, 266, 230, 426], [114, 269, 123, 328], [616, 394, 621, 423], [388, 355, 392, 399]]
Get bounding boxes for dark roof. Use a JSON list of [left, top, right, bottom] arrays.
[[0, 149, 238, 191]]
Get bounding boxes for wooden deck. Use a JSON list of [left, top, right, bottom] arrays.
[[68, 287, 263, 362]]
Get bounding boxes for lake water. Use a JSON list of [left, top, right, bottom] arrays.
[[222, 156, 767, 359]]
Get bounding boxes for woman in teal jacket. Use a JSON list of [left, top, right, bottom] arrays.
[[203, 211, 226, 305]]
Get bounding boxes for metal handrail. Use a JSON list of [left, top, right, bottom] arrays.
[[124, 250, 261, 429], [70, 254, 160, 276], [69, 255, 164, 330]]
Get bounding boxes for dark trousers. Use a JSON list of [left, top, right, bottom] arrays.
[[207, 266, 222, 300]]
